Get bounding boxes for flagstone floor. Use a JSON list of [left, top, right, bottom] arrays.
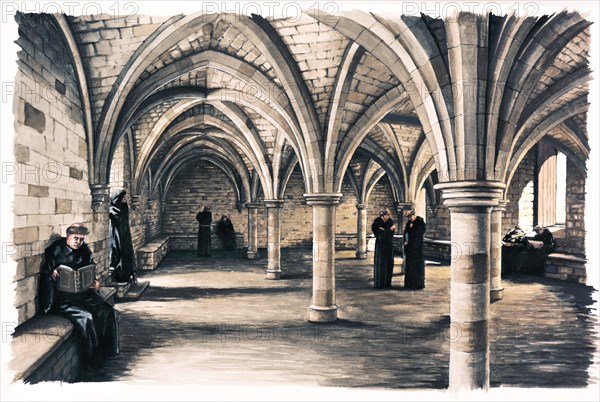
[[79, 249, 599, 389]]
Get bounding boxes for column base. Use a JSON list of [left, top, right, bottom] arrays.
[[307, 305, 338, 322], [266, 269, 281, 280], [490, 287, 504, 302], [355, 251, 367, 259], [246, 250, 258, 259]]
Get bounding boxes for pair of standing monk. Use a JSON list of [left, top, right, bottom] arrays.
[[372, 208, 426, 289]]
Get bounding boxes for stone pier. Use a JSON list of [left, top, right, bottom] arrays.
[[304, 193, 342, 322], [436, 181, 504, 390]]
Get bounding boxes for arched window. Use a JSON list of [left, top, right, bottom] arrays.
[[519, 180, 534, 230], [537, 142, 567, 227], [555, 151, 567, 225]]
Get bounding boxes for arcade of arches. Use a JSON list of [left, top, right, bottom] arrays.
[[7, 7, 594, 390]]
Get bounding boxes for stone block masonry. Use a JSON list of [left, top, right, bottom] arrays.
[[12, 13, 110, 325], [163, 161, 397, 250]]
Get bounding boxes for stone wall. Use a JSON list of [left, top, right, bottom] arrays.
[[12, 13, 109, 325], [504, 147, 537, 233], [560, 159, 586, 257], [279, 165, 312, 247], [365, 175, 398, 227], [163, 160, 250, 246], [162, 162, 397, 249], [425, 204, 450, 241]]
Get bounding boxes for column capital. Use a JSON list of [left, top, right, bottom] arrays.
[[492, 199, 509, 212], [130, 194, 142, 209], [89, 184, 109, 212], [427, 204, 440, 217], [263, 199, 284, 208], [434, 181, 505, 208], [245, 202, 262, 209], [303, 193, 343, 206], [356, 203, 367, 210], [394, 202, 413, 211]]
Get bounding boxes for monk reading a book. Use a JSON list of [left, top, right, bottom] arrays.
[[38, 223, 119, 369]]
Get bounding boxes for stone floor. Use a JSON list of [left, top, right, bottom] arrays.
[[79, 249, 599, 389]]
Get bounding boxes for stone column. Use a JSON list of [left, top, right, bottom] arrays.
[[435, 181, 504, 391], [246, 202, 260, 259], [356, 203, 368, 259], [304, 193, 343, 322], [90, 184, 109, 212], [264, 199, 284, 279], [394, 202, 413, 223], [490, 200, 508, 302]]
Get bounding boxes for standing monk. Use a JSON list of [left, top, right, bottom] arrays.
[[403, 209, 426, 289], [196, 206, 212, 257], [109, 189, 136, 283], [372, 208, 396, 288], [217, 214, 236, 251]]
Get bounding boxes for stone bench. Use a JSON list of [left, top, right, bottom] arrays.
[[136, 235, 170, 270], [9, 287, 116, 384], [168, 233, 245, 251], [544, 253, 587, 283], [10, 315, 79, 383]]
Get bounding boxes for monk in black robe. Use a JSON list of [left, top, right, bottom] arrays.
[[524, 225, 556, 275], [501, 226, 528, 274], [403, 209, 426, 289], [217, 214, 236, 251], [196, 206, 212, 257], [109, 189, 136, 283], [38, 223, 119, 368], [372, 208, 396, 288]]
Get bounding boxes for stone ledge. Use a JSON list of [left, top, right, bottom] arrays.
[[9, 288, 116, 383], [10, 314, 75, 383], [547, 253, 587, 264]]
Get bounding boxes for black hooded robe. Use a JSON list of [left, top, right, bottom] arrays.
[[372, 216, 395, 288], [196, 210, 212, 257], [38, 238, 119, 367], [403, 216, 426, 289], [525, 228, 556, 275], [109, 190, 136, 282], [217, 217, 236, 251]]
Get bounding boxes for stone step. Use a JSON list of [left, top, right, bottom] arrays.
[[115, 281, 149, 302], [106, 281, 132, 298]]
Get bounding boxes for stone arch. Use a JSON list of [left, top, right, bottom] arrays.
[[504, 99, 589, 194], [52, 14, 96, 189], [356, 140, 404, 202], [132, 99, 275, 199], [152, 135, 252, 197], [364, 168, 388, 205], [494, 12, 591, 180], [140, 116, 259, 198], [95, 13, 322, 193], [162, 152, 250, 207], [308, 10, 453, 188]]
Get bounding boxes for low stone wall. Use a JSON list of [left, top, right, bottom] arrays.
[[335, 234, 357, 250], [423, 239, 452, 263]]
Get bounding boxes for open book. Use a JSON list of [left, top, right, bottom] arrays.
[[56, 264, 96, 293], [528, 240, 545, 249]]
